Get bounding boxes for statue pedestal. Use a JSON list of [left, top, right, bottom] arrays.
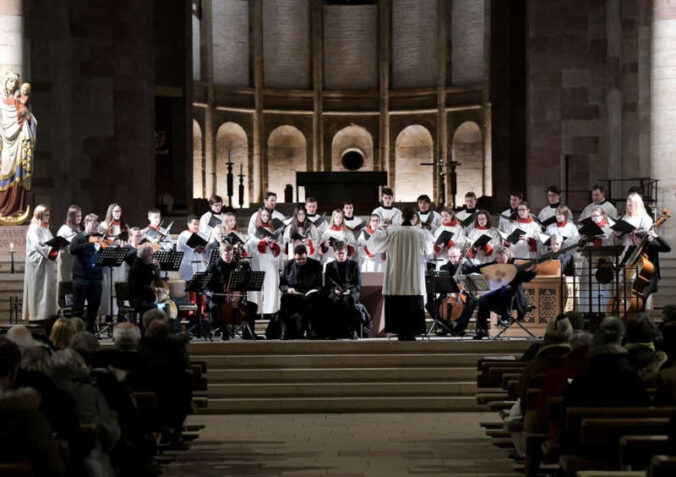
[[0, 225, 28, 261]]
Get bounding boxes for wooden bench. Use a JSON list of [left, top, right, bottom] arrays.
[[649, 455, 676, 477], [620, 435, 670, 470], [0, 461, 34, 477]]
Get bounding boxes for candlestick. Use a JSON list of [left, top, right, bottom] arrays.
[[10, 250, 15, 274]]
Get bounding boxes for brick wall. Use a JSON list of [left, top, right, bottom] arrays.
[[452, 0, 484, 85], [213, 0, 250, 87], [263, 0, 310, 89], [391, 0, 438, 89]]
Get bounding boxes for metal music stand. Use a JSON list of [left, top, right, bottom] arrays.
[[208, 248, 220, 267], [95, 247, 130, 337], [185, 272, 213, 340], [425, 271, 457, 337], [152, 250, 184, 278]]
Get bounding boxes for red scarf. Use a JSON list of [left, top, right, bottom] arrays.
[[475, 225, 489, 230], [442, 220, 458, 227], [112, 220, 121, 226], [366, 227, 376, 234], [331, 225, 342, 231], [597, 219, 608, 227], [517, 217, 533, 224], [557, 221, 568, 227]]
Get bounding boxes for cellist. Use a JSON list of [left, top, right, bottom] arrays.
[[206, 242, 260, 340], [425, 246, 478, 337]]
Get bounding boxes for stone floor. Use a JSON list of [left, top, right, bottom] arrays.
[[161, 412, 519, 477]]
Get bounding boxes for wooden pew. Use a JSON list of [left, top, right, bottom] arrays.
[[0, 462, 34, 477], [649, 455, 676, 477], [620, 435, 670, 470]]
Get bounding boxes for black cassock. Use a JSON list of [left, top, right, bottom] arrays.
[[324, 259, 362, 338], [278, 257, 323, 339]]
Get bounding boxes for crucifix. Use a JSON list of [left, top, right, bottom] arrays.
[[420, 156, 462, 209]]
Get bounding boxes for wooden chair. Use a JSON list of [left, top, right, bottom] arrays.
[[57, 280, 74, 318], [114, 281, 139, 323]]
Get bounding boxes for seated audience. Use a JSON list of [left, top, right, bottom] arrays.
[[50, 316, 76, 350], [129, 319, 192, 449], [0, 337, 65, 477], [51, 348, 121, 476], [625, 314, 667, 384], [564, 316, 650, 408], [113, 321, 142, 351]]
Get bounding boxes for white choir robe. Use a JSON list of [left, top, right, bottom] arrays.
[[177, 230, 208, 281], [247, 209, 286, 236], [432, 222, 467, 259], [455, 207, 477, 230], [372, 206, 402, 227], [498, 208, 517, 234], [318, 227, 357, 265], [307, 214, 329, 237], [619, 214, 654, 247], [466, 226, 501, 265], [56, 224, 79, 284], [199, 210, 226, 240], [538, 204, 575, 224], [358, 227, 386, 272], [244, 234, 282, 314], [579, 222, 616, 312], [283, 223, 319, 259], [23, 224, 57, 321], [418, 210, 442, 234], [579, 200, 618, 222], [98, 222, 129, 316], [507, 219, 542, 259], [545, 221, 580, 250], [365, 225, 434, 296]]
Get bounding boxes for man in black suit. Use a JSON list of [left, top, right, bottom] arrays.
[[69, 213, 104, 332], [128, 243, 160, 315], [324, 241, 362, 339], [279, 244, 322, 339]]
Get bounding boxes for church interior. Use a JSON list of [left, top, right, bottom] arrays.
[[2, 0, 676, 476]]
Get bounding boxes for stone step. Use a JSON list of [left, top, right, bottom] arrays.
[[206, 366, 478, 383], [196, 352, 513, 369], [199, 395, 482, 413], [187, 339, 530, 355], [0, 263, 25, 273], [206, 381, 477, 398]]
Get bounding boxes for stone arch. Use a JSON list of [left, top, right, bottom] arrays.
[[331, 125, 374, 171], [216, 122, 249, 207], [267, 125, 306, 203], [192, 120, 203, 199], [394, 125, 434, 202], [451, 121, 483, 199]]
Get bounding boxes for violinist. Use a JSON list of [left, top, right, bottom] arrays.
[[128, 243, 161, 315], [206, 243, 259, 340], [427, 246, 478, 337], [69, 213, 104, 332]]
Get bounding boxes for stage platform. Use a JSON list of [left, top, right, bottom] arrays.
[[185, 337, 533, 414]]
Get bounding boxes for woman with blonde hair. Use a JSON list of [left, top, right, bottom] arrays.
[[318, 209, 356, 265], [617, 192, 654, 246], [23, 204, 57, 321], [49, 317, 76, 350]]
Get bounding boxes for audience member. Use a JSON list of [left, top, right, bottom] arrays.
[[625, 314, 667, 384], [129, 319, 192, 449], [0, 337, 65, 477], [51, 348, 121, 476], [6, 323, 40, 351], [142, 308, 168, 332], [50, 317, 76, 350], [113, 322, 142, 351], [564, 316, 650, 409]]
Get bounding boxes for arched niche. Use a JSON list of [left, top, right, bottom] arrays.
[[216, 122, 249, 207], [451, 121, 483, 200], [267, 125, 306, 202], [394, 125, 434, 202], [192, 120, 203, 199], [331, 125, 374, 171]]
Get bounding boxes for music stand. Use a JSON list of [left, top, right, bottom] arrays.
[[153, 251, 184, 279], [424, 271, 457, 337], [95, 247, 129, 338], [185, 272, 213, 340], [208, 249, 220, 267]]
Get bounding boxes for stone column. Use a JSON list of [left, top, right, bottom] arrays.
[[203, 0, 215, 198], [311, 0, 323, 172], [0, 0, 23, 76], [378, 0, 389, 175], [251, 0, 264, 200], [436, 0, 448, 205], [482, 0, 492, 197], [651, 0, 676, 243]]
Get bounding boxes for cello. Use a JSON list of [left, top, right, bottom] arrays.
[[438, 244, 471, 322], [607, 209, 670, 318]]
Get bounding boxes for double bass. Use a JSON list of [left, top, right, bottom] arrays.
[[213, 244, 249, 329], [607, 209, 671, 318], [438, 244, 471, 322]]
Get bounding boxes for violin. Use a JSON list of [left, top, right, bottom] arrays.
[[88, 234, 115, 248]]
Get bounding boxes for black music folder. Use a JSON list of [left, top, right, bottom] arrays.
[[611, 219, 636, 234], [44, 236, 70, 249], [504, 228, 526, 244], [186, 233, 208, 249], [208, 214, 222, 228], [472, 234, 492, 249], [435, 230, 454, 246]]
